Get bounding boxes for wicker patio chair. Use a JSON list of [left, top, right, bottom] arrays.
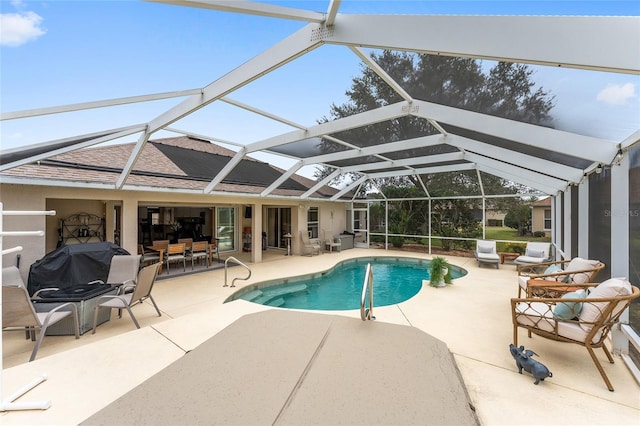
[[517, 257, 605, 297], [300, 231, 321, 256], [511, 277, 639, 391]]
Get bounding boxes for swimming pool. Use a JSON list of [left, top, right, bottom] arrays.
[[226, 257, 467, 311]]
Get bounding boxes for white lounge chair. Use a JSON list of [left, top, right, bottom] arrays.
[[514, 242, 551, 265], [474, 240, 500, 269]]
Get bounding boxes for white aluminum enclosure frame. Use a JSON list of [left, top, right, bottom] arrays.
[[1, 1, 640, 378]]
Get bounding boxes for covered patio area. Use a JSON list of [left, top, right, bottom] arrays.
[[2, 249, 638, 425]]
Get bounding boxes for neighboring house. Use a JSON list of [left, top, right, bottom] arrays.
[[485, 206, 506, 227], [471, 204, 506, 227], [0, 136, 348, 276], [531, 196, 552, 237]]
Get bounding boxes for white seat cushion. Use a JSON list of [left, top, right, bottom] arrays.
[[515, 302, 589, 342], [515, 255, 546, 264], [564, 258, 600, 284], [477, 252, 499, 262], [518, 275, 529, 292], [579, 277, 632, 331]]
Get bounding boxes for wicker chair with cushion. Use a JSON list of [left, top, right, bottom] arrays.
[[511, 277, 639, 391], [517, 257, 605, 297], [300, 231, 321, 256]]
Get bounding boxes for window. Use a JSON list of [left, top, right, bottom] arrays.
[[544, 209, 551, 230], [307, 207, 319, 238], [216, 207, 236, 252]]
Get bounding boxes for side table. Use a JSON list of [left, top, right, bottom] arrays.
[[499, 252, 520, 264]]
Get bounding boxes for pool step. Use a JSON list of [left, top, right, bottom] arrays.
[[241, 290, 263, 302], [265, 297, 285, 307], [251, 284, 308, 305]]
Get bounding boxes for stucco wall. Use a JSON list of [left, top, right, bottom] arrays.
[[532, 206, 551, 237], [1, 183, 348, 280]]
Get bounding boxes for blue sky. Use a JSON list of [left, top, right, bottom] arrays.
[[1, 1, 639, 178]]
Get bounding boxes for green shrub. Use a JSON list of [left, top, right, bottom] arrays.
[[390, 235, 404, 248], [504, 243, 526, 254]]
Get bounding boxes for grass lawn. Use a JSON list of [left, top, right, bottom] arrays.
[[484, 227, 551, 253], [376, 227, 551, 254]]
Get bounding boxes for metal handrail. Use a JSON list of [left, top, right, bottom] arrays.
[[360, 263, 374, 321], [223, 256, 251, 288]]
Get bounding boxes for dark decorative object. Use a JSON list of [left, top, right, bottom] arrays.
[[28, 242, 129, 295], [60, 212, 105, 245], [509, 344, 553, 385]]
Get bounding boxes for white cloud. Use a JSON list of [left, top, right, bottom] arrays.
[[596, 82, 637, 106], [0, 11, 46, 47]]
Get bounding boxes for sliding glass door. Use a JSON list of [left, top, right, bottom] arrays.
[[216, 207, 236, 252], [266, 207, 291, 249]]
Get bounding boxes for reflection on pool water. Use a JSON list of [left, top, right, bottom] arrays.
[[225, 257, 467, 311]]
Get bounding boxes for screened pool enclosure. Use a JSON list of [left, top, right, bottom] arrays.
[[1, 1, 639, 382]]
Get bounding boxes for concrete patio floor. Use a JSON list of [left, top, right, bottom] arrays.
[[2, 248, 639, 425]]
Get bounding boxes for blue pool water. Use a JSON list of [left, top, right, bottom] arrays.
[[226, 257, 467, 311]]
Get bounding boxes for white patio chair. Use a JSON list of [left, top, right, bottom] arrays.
[[514, 242, 551, 265], [474, 239, 500, 269]]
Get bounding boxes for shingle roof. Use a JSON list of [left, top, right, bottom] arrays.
[[1, 136, 340, 198], [532, 197, 552, 206]]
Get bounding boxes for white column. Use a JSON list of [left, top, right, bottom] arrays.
[[610, 156, 630, 354], [251, 203, 262, 263], [552, 194, 562, 260], [563, 187, 572, 259], [120, 196, 138, 255], [578, 178, 590, 258]]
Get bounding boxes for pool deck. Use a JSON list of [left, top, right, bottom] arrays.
[[2, 248, 639, 425]]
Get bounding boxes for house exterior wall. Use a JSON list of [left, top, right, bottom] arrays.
[[531, 206, 551, 237], [1, 183, 347, 281], [485, 209, 505, 226]]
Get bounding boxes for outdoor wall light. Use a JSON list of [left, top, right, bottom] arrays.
[[614, 150, 624, 165], [595, 164, 603, 174]]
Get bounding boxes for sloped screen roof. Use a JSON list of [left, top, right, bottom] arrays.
[[152, 142, 306, 190], [0, 2, 637, 200]]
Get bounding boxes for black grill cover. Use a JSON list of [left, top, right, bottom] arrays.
[[28, 242, 129, 295], [33, 283, 115, 302]]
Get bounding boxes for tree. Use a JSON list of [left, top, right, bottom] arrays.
[[317, 52, 555, 249], [316, 51, 555, 191], [504, 202, 533, 236]]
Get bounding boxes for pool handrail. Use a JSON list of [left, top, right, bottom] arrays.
[[360, 263, 374, 321], [223, 256, 251, 288]]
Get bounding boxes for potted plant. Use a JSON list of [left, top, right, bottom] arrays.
[[429, 256, 452, 287]]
